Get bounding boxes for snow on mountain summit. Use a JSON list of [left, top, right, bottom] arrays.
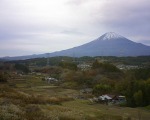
[[100, 32, 124, 40]]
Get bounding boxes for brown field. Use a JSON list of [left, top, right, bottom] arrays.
[[0, 74, 149, 120]]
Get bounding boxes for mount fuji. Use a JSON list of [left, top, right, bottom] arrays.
[[48, 32, 150, 57], [2, 32, 150, 60]]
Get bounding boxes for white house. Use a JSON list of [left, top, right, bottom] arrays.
[[45, 77, 58, 83], [98, 94, 126, 104], [98, 94, 114, 102]]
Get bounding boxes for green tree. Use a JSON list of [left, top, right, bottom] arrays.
[[134, 90, 143, 106], [125, 80, 136, 107], [92, 60, 100, 69], [93, 84, 111, 95], [15, 63, 30, 73], [59, 61, 77, 70], [92, 60, 121, 73], [0, 73, 8, 82]]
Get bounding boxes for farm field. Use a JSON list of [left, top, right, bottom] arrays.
[[0, 74, 150, 120]]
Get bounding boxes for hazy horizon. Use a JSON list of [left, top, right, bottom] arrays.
[[0, 0, 150, 57]]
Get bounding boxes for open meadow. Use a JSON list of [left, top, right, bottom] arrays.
[[0, 74, 149, 120]]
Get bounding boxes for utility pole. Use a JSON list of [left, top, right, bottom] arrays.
[[72, 52, 76, 63], [47, 53, 50, 67]]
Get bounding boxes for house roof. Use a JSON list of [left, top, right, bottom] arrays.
[[99, 94, 116, 100], [118, 96, 125, 98]]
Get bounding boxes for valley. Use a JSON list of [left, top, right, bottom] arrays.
[[1, 0, 150, 119], [0, 56, 150, 120], [0, 74, 150, 120]]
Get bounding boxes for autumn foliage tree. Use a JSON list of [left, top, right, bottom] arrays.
[[59, 61, 77, 70]]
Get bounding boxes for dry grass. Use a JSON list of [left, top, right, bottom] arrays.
[[0, 74, 150, 120], [63, 100, 150, 120], [0, 84, 76, 120], [0, 88, 73, 106]]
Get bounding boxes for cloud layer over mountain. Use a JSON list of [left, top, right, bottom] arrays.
[[0, 0, 150, 57]]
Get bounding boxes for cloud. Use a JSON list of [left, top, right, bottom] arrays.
[[91, 0, 150, 35], [0, 0, 150, 57]]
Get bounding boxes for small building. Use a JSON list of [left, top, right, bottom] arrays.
[[98, 94, 116, 103], [116, 64, 139, 70], [115, 96, 126, 103], [77, 64, 92, 71], [45, 77, 58, 83], [98, 94, 126, 105]]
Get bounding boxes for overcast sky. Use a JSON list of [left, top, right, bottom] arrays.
[[0, 0, 150, 57]]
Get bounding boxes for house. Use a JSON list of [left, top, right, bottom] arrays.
[[116, 64, 139, 70], [45, 77, 58, 83], [98, 94, 126, 105], [98, 94, 116, 103], [77, 64, 92, 71], [115, 96, 126, 103]]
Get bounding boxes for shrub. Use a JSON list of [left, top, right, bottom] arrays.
[[0, 73, 8, 83], [0, 104, 24, 120], [24, 104, 45, 120]]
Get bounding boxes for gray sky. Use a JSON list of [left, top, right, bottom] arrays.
[[0, 0, 150, 57]]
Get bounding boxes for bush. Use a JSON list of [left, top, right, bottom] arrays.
[[0, 73, 8, 83], [24, 104, 47, 120], [0, 103, 24, 120]]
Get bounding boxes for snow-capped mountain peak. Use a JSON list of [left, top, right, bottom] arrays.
[[100, 32, 124, 40]]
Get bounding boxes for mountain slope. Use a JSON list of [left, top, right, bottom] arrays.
[[49, 32, 150, 57], [1, 32, 150, 60]]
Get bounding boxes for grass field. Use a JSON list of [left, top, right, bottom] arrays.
[[0, 74, 150, 120]]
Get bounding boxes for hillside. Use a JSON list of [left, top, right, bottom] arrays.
[[50, 32, 150, 57]]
